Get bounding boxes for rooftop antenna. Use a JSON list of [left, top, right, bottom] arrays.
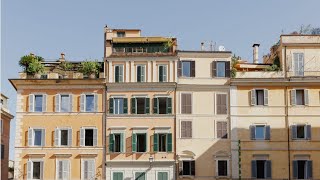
[[210, 41, 213, 51]]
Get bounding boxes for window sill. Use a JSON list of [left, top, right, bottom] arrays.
[[215, 176, 230, 179], [179, 175, 195, 179]]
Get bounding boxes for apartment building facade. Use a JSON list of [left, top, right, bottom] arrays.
[[231, 35, 320, 179], [104, 28, 178, 180], [1, 94, 14, 180], [176, 51, 232, 180], [10, 60, 105, 180]]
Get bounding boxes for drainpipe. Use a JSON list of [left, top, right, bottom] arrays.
[[284, 46, 291, 180], [102, 84, 107, 179], [174, 81, 178, 180]]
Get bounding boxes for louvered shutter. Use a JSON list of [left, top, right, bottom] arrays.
[[166, 97, 172, 114], [141, 65, 145, 82], [304, 89, 309, 105], [68, 128, 72, 147], [119, 65, 124, 82], [58, 161, 63, 179], [265, 125, 271, 140], [55, 94, 61, 112], [131, 98, 136, 114], [132, 133, 137, 152], [80, 128, 85, 146], [225, 61, 231, 77], [94, 93, 98, 112], [109, 98, 114, 114], [306, 125, 311, 140], [123, 98, 128, 114], [163, 65, 167, 82], [83, 160, 88, 179], [212, 61, 217, 77], [69, 94, 73, 112], [293, 161, 298, 179], [264, 89, 269, 106], [179, 161, 183, 175], [181, 94, 186, 114], [153, 134, 158, 152], [41, 129, 45, 146], [291, 125, 297, 139], [80, 94, 86, 112], [29, 94, 35, 112], [177, 61, 182, 77], [27, 161, 32, 179], [251, 89, 256, 106], [191, 161, 195, 175], [222, 122, 228, 139], [42, 94, 47, 112], [159, 66, 164, 82], [40, 161, 44, 179], [291, 90, 296, 105], [109, 134, 114, 152], [145, 98, 150, 114], [265, 160, 272, 179], [153, 98, 158, 114], [191, 61, 195, 77], [54, 128, 60, 146], [167, 133, 172, 152], [93, 128, 98, 146], [144, 133, 147, 152], [64, 160, 70, 180], [251, 160, 257, 178], [217, 122, 222, 138], [307, 160, 313, 179], [120, 133, 124, 152], [28, 128, 33, 146], [250, 125, 256, 140]]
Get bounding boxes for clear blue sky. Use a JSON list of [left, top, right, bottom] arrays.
[[2, 0, 320, 160]]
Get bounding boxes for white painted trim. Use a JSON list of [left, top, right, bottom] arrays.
[[215, 159, 230, 177]]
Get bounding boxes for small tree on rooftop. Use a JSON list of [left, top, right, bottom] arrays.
[[79, 60, 101, 77]]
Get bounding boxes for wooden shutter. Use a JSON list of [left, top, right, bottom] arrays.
[[167, 133, 172, 152], [120, 133, 124, 152], [93, 128, 98, 146], [131, 98, 136, 114], [217, 122, 222, 138], [251, 160, 257, 178], [119, 65, 124, 82], [69, 94, 73, 112], [177, 61, 182, 77], [40, 161, 44, 179], [29, 94, 35, 112], [68, 128, 72, 147], [109, 134, 114, 152], [185, 94, 192, 114], [181, 121, 186, 138], [58, 161, 63, 179], [54, 128, 60, 146], [41, 129, 46, 146], [264, 89, 269, 106], [166, 97, 172, 114], [250, 125, 256, 140], [63, 160, 70, 180], [291, 90, 296, 106], [123, 98, 128, 114], [80, 94, 86, 112], [307, 161, 313, 179], [191, 161, 195, 176], [153, 98, 158, 114], [141, 65, 145, 82], [94, 93, 98, 112], [251, 89, 256, 106], [80, 128, 85, 146], [163, 65, 167, 82], [191, 61, 195, 77], [132, 133, 137, 152], [222, 122, 228, 139], [27, 161, 32, 180], [109, 98, 114, 114], [291, 125, 297, 139], [225, 61, 231, 77], [159, 66, 163, 82], [293, 161, 298, 179], [28, 128, 33, 146], [217, 94, 227, 114], [42, 94, 47, 112], [306, 125, 311, 140], [265, 125, 271, 140], [145, 98, 150, 114], [181, 94, 186, 114], [83, 160, 88, 179], [153, 133, 158, 152], [212, 61, 217, 77], [304, 89, 309, 105], [265, 160, 272, 179], [115, 66, 119, 82], [144, 133, 147, 152], [55, 94, 61, 112]]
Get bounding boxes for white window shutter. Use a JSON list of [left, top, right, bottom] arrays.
[[29, 94, 35, 112], [42, 94, 47, 112], [304, 89, 309, 105], [63, 160, 70, 180], [141, 65, 145, 82], [291, 89, 296, 105], [40, 161, 44, 179], [28, 128, 33, 146], [58, 160, 63, 179], [41, 129, 46, 146], [93, 128, 98, 146], [80, 128, 85, 146], [264, 89, 269, 106], [163, 65, 167, 82], [55, 94, 61, 112], [251, 89, 256, 106], [69, 94, 73, 112], [54, 128, 60, 146], [119, 65, 124, 82], [27, 160, 32, 180], [83, 160, 88, 179], [94, 93, 98, 112], [89, 160, 95, 179], [80, 94, 85, 112], [68, 128, 72, 147]]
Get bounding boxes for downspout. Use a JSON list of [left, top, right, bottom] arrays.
[[174, 77, 178, 180], [102, 82, 107, 179], [284, 46, 291, 180]]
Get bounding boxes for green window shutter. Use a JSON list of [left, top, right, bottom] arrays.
[[167, 133, 172, 152], [109, 98, 114, 114], [109, 134, 114, 152], [153, 133, 159, 152], [144, 133, 147, 152], [131, 98, 136, 114], [145, 98, 150, 114], [159, 66, 164, 82], [120, 133, 124, 153], [123, 98, 128, 114], [166, 97, 172, 114], [132, 133, 137, 152], [113, 172, 123, 180], [153, 98, 158, 114], [115, 66, 119, 82]]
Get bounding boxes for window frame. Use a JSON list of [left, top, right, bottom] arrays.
[[296, 124, 307, 140], [116, 31, 126, 37], [55, 127, 72, 147], [56, 94, 72, 113], [180, 160, 195, 176], [113, 98, 124, 114], [136, 65, 146, 82], [56, 159, 70, 180], [29, 128, 45, 147], [216, 159, 229, 177], [216, 61, 226, 78], [27, 159, 44, 180], [158, 65, 168, 82], [181, 61, 193, 77], [134, 171, 146, 180], [255, 125, 266, 140], [292, 53, 304, 76], [80, 127, 98, 147], [114, 65, 124, 83], [29, 93, 47, 113], [81, 158, 95, 180]]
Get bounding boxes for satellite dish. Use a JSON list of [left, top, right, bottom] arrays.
[[218, 46, 225, 51]]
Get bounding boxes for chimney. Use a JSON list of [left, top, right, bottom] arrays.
[[252, 44, 260, 64], [201, 42, 205, 51], [59, 53, 65, 62]]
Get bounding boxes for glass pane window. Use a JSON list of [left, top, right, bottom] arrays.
[[256, 90, 264, 105], [85, 95, 94, 112], [255, 126, 265, 139], [216, 62, 226, 77], [85, 129, 94, 146], [33, 162, 41, 179], [296, 90, 305, 105], [117, 32, 125, 37], [34, 95, 43, 112], [158, 134, 167, 152], [60, 95, 70, 112], [60, 130, 68, 146], [114, 98, 124, 114], [297, 125, 306, 139], [182, 62, 191, 77], [218, 160, 228, 176], [137, 65, 145, 82], [34, 129, 42, 146], [159, 65, 167, 82]]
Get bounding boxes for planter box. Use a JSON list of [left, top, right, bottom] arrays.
[[99, 72, 105, 79], [19, 72, 27, 79], [73, 72, 83, 79], [47, 72, 58, 79]]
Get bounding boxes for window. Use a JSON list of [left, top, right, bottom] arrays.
[[217, 122, 228, 139], [179, 61, 195, 77], [131, 98, 150, 114], [1, 144, 4, 159], [109, 133, 124, 153], [217, 62, 226, 77], [158, 65, 167, 82], [132, 133, 147, 152], [56, 160, 70, 180], [251, 89, 268, 106], [135, 172, 146, 180], [179, 160, 195, 176], [293, 160, 313, 179], [54, 128, 72, 146], [293, 53, 304, 76], [212, 61, 230, 78], [82, 159, 95, 180], [109, 98, 128, 114], [181, 121, 192, 138], [157, 172, 168, 180], [113, 172, 124, 180], [80, 128, 97, 147], [153, 133, 172, 152], [291, 89, 309, 106], [55, 94, 72, 112], [217, 160, 228, 177], [28, 128, 45, 147], [251, 160, 272, 179], [27, 160, 43, 180], [115, 65, 124, 83], [136, 65, 146, 82], [117, 31, 125, 37], [292, 125, 311, 140], [250, 125, 270, 140], [80, 94, 98, 112], [153, 97, 172, 114], [29, 94, 47, 112], [216, 94, 227, 114], [181, 93, 192, 114]]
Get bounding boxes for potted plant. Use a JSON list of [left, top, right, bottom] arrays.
[[59, 61, 74, 78], [19, 54, 44, 78], [79, 60, 101, 79], [26, 60, 45, 79]]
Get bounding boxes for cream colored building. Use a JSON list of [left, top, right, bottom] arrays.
[[231, 35, 320, 179], [176, 51, 232, 180]]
